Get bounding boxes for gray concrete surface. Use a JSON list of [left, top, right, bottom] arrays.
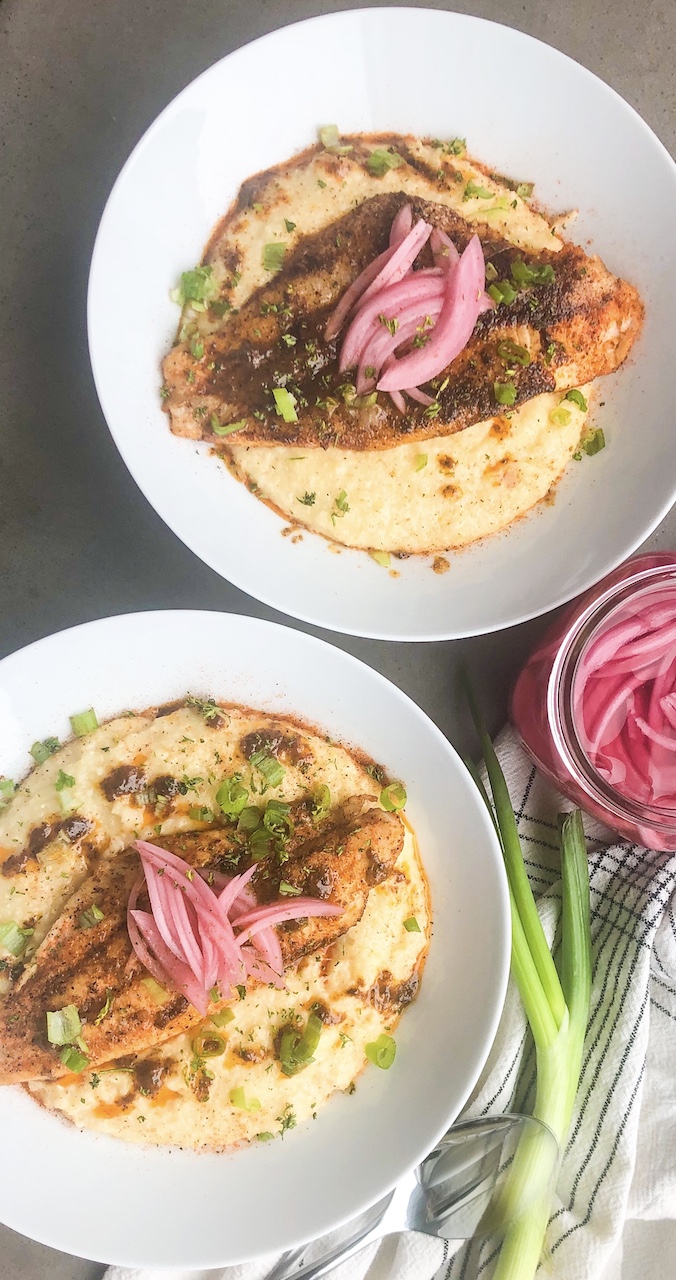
[[0, 0, 675, 1275]]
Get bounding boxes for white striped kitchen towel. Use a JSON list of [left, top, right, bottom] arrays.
[[106, 727, 676, 1280]]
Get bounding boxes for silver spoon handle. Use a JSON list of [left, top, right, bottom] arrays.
[[265, 1200, 394, 1280]]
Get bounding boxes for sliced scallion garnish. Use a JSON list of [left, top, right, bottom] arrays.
[[0, 921, 33, 956], [497, 339, 530, 366], [272, 387, 298, 423], [370, 550, 391, 568], [494, 381, 517, 407], [188, 806, 215, 823], [46, 1005, 83, 1046], [403, 917, 421, 933], [249, 749, 285, 787], [583, 427, 605, 455], [365, 1033, 396, 1069], [30, 737, 61, 765], [463, 180, 493, 201], [211, 417, 248, 436], [550, 406, 572, 427], [415, 454, 428, 472], [279, 1011, 323, 1076], [141, 977, 168, 1005], [229, 1086, 261, 1111], [192, 1031, 226, 1058], [216, 776, 249, 819], [380, 782, 407, 812], [279, 880, 302, 896], [263, 243, 286, 272], [210, 1007, 235, 1028], [565, 388, 588, 411], [78, 905, 104, 929], [366, 148, 403, 177], [60, 1045, 89, 1073]]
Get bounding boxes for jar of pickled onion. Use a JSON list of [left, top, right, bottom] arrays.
[[511, 553, 676, 850]]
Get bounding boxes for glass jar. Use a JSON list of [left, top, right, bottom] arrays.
[[511, 552, 676, 850]]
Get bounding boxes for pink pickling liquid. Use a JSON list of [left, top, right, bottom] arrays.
[[511, 553, 676, 851]]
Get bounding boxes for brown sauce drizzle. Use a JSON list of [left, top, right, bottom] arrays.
[[369, 968, 420, 1015], [101, 764, 147, 802]]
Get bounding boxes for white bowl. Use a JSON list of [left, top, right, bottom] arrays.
[[0, 611, 508, 1268], [88, 8, 676, 641]]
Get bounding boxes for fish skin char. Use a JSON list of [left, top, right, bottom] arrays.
[[162, 192, 643, 451], [0, 800, 403, 1083]]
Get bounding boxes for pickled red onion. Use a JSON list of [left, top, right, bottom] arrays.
[[573, 587, 676, 809], [127, 840, 343, 1013]]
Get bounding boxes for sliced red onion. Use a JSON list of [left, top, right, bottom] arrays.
[[405, 386, 435, 406], [573, 588, 676, 809], [430, 227, 460, 270], [378, 235, 486, 392], [390, 203, 413, 246], [357, 218, 433, 309], [389, 390, 407, 413], [341, 274, 445, 373], [324, 245, 397, 342]]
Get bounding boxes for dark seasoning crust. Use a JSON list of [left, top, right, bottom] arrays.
[[0, 698, 429, 1128], [162, 134, 642, 454]]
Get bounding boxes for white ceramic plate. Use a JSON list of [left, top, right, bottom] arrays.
[[89, 8, 676, 641], [0, 611, 508, 1268]]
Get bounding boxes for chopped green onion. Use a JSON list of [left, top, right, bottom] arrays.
[[0, 779, 15, 813], [334, 490, 349, 516], [211, 1007, 235, 1028], [319, 124, 340, 149], [171, 265, 217, 309], [279, 880, 302, 896], [497, 339, 530, 366], [55, 769, 75, 792], [484, 261, 498, 282], [380, 782, 407, 812], [257, 1130, 275, 1141], [582, 427, 606, 456], [510, 258, 555, 287], [565, 388, 588, 411], [30, 737, 61, 765], [190, 336, 204, 360], [78, 905, 104, 929], [272, 387, 298, 423], [365, 1033, 396, 1069], [249, 828, 273, 861], [237, 805, 263, 833], [69, 709, 99, 737], [188, 806, 215, 823], [236, 984, 246, 1000], [415, 454, 428, 471], [216, 776, 249, 819], [263, 798, 293, 837], [250, 750, 285, 787], [463, 181, 493, 201], [193, 1031, 226, 1058], [60, 1045, 89, 1073], [263, 243, 286, 272], [94, 990, 113, 1025], [494, 381, 517, 407], [229, 1086, 261, 1111], [0, 921, 33, 956], [488, 279, 519, 306], [211, 416, 248, 436], [279, 1011, 323, 1076], [550, 406, 572, 427], [284, 219, 296, 233], [370, 550, 391, 568], [141, 977, 168, 1005], [311, 784, 331, 823], [403, 917, 421, 933], [46, 1005, 82, 1046], [281, 333, 296, 347], [446, 137, 466, 156], [366, 148, 404, 177]]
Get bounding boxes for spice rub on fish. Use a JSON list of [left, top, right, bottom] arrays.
[[0, 799, 403, 1083], [162, 192, 643, 452]]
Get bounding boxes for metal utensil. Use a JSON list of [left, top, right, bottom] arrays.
[[267, 1114, 558, 1280]]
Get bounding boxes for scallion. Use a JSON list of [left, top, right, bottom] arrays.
[[311, 783, 331, 822], [263, 243, 286, 272], [78, 904, 104, 929], [366, 148, 403, 177], [249, 749, 285, 787], [46, 1005, 82, 1046], [279, 1011, 323, 1076], [192, 1030, 226, 1058], [463, 679, 591, 1280], [230, 1086, 261, 1111], [379, 782, 407, 812], [216, 776, 249, 819], [0, 921, 33, 956], [211, 1007, 235, 1028], [415, 454, 428, 471], [370, 550, 391, 568], [583, 427, 606, 455], [494, 381, 517, 407], [550, 406, 572, 427], [30, 737, 61, 765], [60, 1045, 89, 1073], [141, 977, 168, 1005], [365, 1033, 396, 1069], [272, 387, 298, 423], [463, 181, 494, 201], [403, 917, 421, 933], [69, 709, 99, 738], [565, 388, 588, 411], [55, 769, 75, 792], [211, 416, 248, 436], [279, 880, 302, 896]]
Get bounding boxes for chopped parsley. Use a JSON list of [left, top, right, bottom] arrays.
[[297, 492, 316, 506], [284, 218, 296, 233], [494, 380, 517, 407], [463, 180, 493, 201], [331, 490, 350, 524], [379, 314, 398, 336], [55, 769, 75, 792], [171, 264, 218, 310]]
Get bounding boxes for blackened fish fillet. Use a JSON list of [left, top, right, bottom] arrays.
[[0, 799, 403, 1083], [162, 192, 643, 451]]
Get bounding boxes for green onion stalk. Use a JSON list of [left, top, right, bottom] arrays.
[[465, 682, 591, 1280]]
